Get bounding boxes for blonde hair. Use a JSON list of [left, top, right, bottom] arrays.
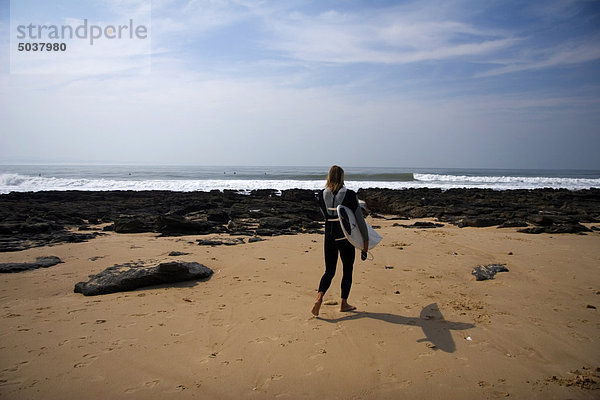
[[326, 165, 345, 193]]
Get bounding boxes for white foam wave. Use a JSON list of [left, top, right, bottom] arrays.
[[413, 173, 600, 190], [1, 172, 599, 194]]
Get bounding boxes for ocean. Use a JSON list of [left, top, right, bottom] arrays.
[[1, 165, 599, 194]]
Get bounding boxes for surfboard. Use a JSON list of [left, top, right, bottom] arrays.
[[337, 204, 382, 250]]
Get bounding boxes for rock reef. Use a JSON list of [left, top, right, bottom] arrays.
[[1, 188, 599, 252]]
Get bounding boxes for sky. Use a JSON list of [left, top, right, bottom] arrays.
[[0, 0, 599, 169]]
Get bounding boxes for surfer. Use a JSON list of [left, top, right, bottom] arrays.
[[312, 165, 369, 316]]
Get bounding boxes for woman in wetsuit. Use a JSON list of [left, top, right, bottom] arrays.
[[312, 165, 369, 316]]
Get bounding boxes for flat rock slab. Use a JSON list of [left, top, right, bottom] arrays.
[[394, 222, 445, 229], [0, 256, 63, 273], [472, 264, 509, 281], [197, 237, 245, 246], [74, 261, 213, 296]]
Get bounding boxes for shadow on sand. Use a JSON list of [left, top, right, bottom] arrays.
[[317, 303, 474, 353]]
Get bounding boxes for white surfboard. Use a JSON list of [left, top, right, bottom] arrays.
[[337, 204, 382, 250]]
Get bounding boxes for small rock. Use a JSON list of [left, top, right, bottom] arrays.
[[385, 266, 394, 269], [197, 238, 244, 246], [586, 304, 596, 309], [323, 300, 338, 306], [472, 264, 509, 281], [396, 221, 444, 229], [169, 251, 190, 256]]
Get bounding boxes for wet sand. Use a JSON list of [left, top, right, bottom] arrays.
[[1, 218, 599, 399]]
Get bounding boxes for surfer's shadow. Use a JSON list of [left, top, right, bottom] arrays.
[[318, 303, 474, 353]]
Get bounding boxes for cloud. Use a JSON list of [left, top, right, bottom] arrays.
[[263, 6, 517, 65], [477, 35, 600, 77]]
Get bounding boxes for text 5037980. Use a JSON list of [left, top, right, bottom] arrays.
[[18, 43, 67, 51]]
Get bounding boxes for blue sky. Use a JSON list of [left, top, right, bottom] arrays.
[[0, 0, 599, 169]]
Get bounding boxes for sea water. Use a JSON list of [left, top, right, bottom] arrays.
[[0, 165, 599, 194]]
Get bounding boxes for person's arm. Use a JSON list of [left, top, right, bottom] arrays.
[[354, 199, 369, 253]]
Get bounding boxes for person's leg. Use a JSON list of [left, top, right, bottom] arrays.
[[339, 240, 356, 311], [312, 237, 338, 316]]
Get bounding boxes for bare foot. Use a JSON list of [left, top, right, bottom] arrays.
[[340, 303, 356, 312], [311, 301, 322, 316]]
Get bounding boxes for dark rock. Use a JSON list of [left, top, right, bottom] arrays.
[[591, 226, 600, 231], [168, 251, 190, 256], [51, 232, 103, 244], [395, 222, 444, 228], [518, 223, 591, 234], [472, 264, 509, 281], [0, 256, 63, 273], [497, 220, 529, 228], [197, 237, 245, 246], [458, 217, 503, 228], [0, 232, 101, 252], [280, 189, 318, 201], [527, 214, 555, 226], [255, 228, 278, 236], [250, 189, 279, 197], [258, 217, 295, 230], [19, 222, 54, 234], [206, 209, 230, 223], [74, 261, 213, 296], [114, 217, 153, 233], [248, 236, 265, 243], [156, 215, 222, 236]]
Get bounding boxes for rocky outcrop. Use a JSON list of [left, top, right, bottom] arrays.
[[74, 261, 213, 296], [1, 188, 598, 252], [359, 188, 600, 232]]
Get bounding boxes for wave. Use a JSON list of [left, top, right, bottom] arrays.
[[345, 173, 414, 182], [1, 171, 599, 194], [413, 173, 600, 190]]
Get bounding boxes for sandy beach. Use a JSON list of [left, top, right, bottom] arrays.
[[1, 215, 598, 399]]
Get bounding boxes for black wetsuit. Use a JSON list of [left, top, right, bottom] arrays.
[[317, 188, 362, 299]]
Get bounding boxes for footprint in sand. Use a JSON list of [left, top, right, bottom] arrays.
[[2, 361, 29, 373], [124, 380, 160, 393], [73, 354, 98, 368]]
